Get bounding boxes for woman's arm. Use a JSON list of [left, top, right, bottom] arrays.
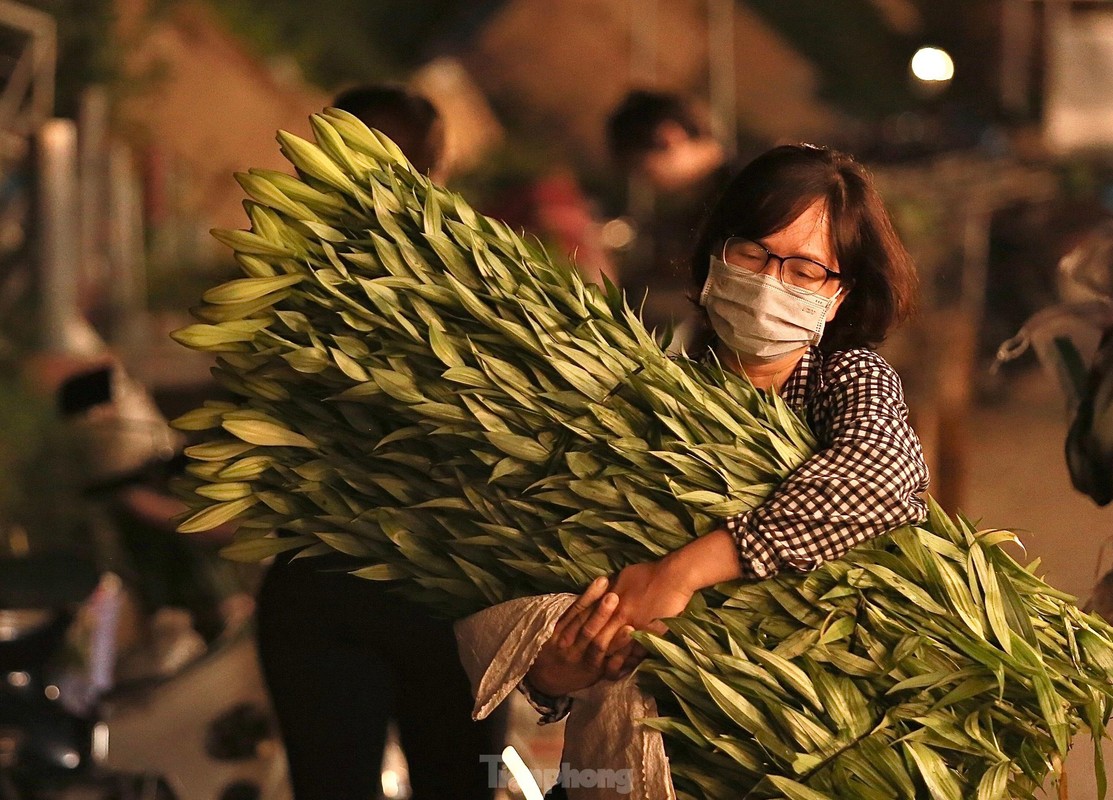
[[588, 350, 929, 663], [725, 349, 929, 580], [573, 535, 737, 665]]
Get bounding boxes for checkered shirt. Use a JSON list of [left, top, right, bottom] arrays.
[[726, 346, 930, 579]]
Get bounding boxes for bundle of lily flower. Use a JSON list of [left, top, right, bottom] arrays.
[[171, 109, 1113, 800]]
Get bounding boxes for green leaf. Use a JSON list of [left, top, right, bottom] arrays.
[[484, 432, 550, 463], [222, 419, 317, 449], [818, 615, 856, 645], [211, 227, 295, 258], [851, 563, 949, 616], [442, 366, 489, 388], [975, 761, 1010, 800], [350, 563, 410, 581], [283, 347, 331, 373], [330, 347, 369, 381], [766, 776, 836, 800], [203, 274, 305, 305], [922, 545, 986, 639], [184, 441, 256, 461], [969, 543, 1013, 653], [1010, 632, 1070, 756], [277, 130, 357, 193], [194, 482, 254, 501], [313, 531, 374, 557], [178, 496, 259, 534], [172, 404, 231, 431], [370, 368, 425, 403], [551, 358, 609, 401], [489, 457, 526, 483], [743, 646, 823, 712], [429, 325, 464, 368], [220, 533, 313, 562], [170, 319, 270, 350], [903, 741, 964, 800], [697, 668, 771, 735]]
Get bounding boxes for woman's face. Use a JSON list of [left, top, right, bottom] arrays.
[[738, 198, 847, 321]]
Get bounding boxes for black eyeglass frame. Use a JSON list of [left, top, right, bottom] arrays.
[[721, 236, 847, 296]]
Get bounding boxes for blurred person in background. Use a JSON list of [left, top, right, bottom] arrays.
[[606, 89, 740, 348], [254, 84, 504, 800]]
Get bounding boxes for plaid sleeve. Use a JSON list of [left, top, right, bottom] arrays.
[[727, 350, 929, 580]]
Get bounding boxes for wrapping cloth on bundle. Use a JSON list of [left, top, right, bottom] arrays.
[[455, 594, 676, 800]]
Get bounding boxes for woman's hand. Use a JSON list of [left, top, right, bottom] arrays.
[[591, 529, 744, 674], [525, 576, 635, 698], [586, 559, 700, 676]]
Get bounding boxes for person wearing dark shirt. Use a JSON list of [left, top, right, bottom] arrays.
[[606, 90, 736, 348], [254, 85, 503, 800]]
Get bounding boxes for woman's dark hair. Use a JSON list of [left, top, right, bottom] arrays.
[[691, 143, 917, 352], [331, 84, 444, 175]]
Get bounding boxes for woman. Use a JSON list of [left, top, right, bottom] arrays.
[[523, 143, 930, 718]]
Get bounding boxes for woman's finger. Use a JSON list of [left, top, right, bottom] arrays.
[[557, 585, 614, 650], [552, 576, 608, 640], [585, 610, 634, 669], [603, 629, 636, 679], [612, 642, 649, 679], [615, 651, 646, 680], [566, 592, 620, 655], [608, 627, 636, 656], [551, 606, 591, 651]]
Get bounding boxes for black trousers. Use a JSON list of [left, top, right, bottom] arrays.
[[255, 552, 504, 800]]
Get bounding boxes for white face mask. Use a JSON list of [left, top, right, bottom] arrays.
[[699, 255, 842, 364]]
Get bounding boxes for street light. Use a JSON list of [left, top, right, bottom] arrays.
[[910, 46, 955, 101], [911, 46, 955, 83]]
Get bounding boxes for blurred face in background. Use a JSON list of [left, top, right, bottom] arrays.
[[636, 121, 723, 193]]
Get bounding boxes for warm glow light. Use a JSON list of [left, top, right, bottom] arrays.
[[910, 47, 955, 82], [601, 217, 636, 250]]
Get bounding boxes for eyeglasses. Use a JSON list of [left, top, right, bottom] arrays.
[[721, 236, 844, 296]]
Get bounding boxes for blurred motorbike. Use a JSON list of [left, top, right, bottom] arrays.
[[0, 358, 290, 800], [0, 550, 100, 799]]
